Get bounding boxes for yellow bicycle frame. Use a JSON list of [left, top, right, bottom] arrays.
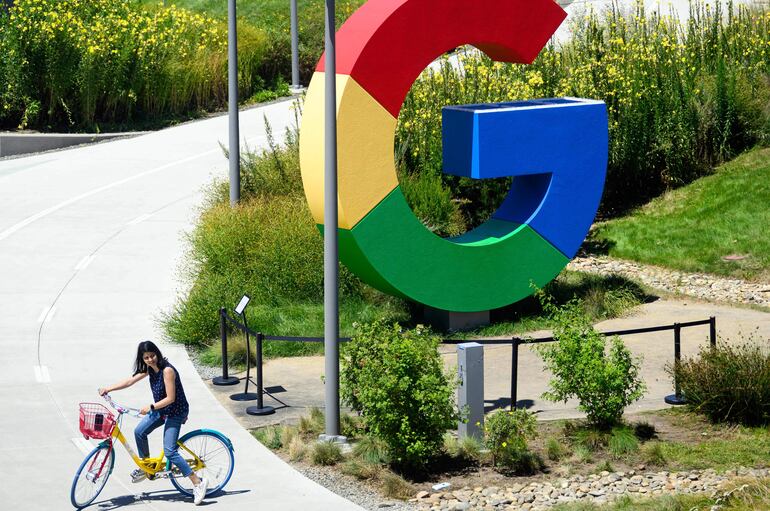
[[108, 420, 205, 477]]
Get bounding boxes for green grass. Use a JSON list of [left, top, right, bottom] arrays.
[[660, 428, 770, 472], [453, 270, 649, 339], [594, 147, 770, 281]]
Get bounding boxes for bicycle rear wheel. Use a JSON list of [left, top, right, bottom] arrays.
[[169, 430, 234, 497], [70, 443, 114, 508]]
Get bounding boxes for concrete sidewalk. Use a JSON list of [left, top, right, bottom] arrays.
[[206, 298, 770, 429], [0, 99, 363, 510]]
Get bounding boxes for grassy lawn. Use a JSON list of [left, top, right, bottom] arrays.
[[593, 147, 770, 282]]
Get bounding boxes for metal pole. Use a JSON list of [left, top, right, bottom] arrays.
[[247, 332, 275, 415], [322, 0, 341, 441], [230, 312, 257, 401], [227, 0, 240, 206], [510, 338, 519, 411], [709, 316, 716, 349], [290, 0, 301, 90], [213, 308, 239, 385], [665, 323, 686, 405]]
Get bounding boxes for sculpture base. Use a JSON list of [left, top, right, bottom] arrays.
[[424, 307, 490, 332], [664, 394, 687, 405], [246, 405, 275, 416], [212, 376, 240, 386], [230, 392, 259, 401]]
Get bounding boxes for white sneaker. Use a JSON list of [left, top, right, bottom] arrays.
[[193, 477, 208, 505], [130, 468, 147, 483]]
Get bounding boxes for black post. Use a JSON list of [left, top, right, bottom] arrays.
[[510, 338, 519, 411], [247, 332, 275, 415], [665, 323, 686, 405], [230, 312, 258, 401], [709, 316, 717, 349], [213, 308, 239, 386]]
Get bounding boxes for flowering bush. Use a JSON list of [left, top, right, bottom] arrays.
[[483, 409, 540, 474], [0, 0, 268, 129], [396, 1, 770, 223]]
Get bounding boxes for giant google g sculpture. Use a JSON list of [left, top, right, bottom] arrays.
[[300, 0, 608, 312]]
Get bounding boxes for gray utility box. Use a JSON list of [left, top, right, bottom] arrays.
[[457, 342, 484, 439]]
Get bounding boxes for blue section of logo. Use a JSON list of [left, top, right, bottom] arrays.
[[442, 97, 608, 258]]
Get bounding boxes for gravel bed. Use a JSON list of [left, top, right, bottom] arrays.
[[294, 463, 420, 511], [568, 255, 770, 307]]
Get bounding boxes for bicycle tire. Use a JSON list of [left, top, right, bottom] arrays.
[[168, 429, 234, 497], [70, 443, 114, 509]]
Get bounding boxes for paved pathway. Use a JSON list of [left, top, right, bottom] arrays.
[[207, 298, 770, 429], [0, 100, 362, 510]]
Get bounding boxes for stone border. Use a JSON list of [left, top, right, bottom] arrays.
[[415, 467, 770, 510]]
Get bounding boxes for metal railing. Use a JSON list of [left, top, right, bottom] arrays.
[[213, 307, 716, 413]]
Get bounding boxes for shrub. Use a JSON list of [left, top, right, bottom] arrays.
[[288, 436, 308, 462], [608, 426, 639, 458], [340, 459, 382, 480], [340, 321, 458, 471], [253, 426, 282, 450], [352, 435, 390, 466], [670, 340, 770, 425], [641, 441, 667, 467], [379, 470, 416, 500], [537, 296, 646, 429], [310, 440, 343, 466], [298, 407, 325, 437], [545, 437, 567, 462], [444, 433, 484, 462], [483, 409, 541, 474]]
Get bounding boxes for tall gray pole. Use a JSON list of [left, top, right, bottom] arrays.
[[228, 0, 240, 206], [290, 0, 301, 91], [323, 0, 341, 439]]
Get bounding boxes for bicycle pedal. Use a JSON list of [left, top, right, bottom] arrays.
[[153, 470, 172, 479]]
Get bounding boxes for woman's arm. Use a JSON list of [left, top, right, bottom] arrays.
[[99, 372, 147, 395], [139, 367, 176, 415]]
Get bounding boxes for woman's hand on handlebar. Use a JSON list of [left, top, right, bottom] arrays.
[[98, 387, 109, 396]]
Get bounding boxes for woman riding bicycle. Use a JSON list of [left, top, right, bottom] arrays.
[[99, 340, 208, 505]]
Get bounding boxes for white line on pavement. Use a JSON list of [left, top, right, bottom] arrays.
[[74, 255, 95, 271], [37, 305, 56, 323], [0, 147, 220, 242], [71, 437, 93, 456], [127, 213, 152, 226], [34, 365, 51, 383]]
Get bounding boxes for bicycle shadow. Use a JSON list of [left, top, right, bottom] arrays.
[[90, 489, 249, 509]]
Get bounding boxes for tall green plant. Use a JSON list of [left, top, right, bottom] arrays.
[[340, 321, 458, 471], [396, 0, 770, 223], [536, 295, 646, 429]]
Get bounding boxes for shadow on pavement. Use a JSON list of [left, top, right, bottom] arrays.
[[90, 489, 250, 509], [484, 397, 535, 413]]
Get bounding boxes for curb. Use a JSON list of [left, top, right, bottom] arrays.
[[0, 131, 149, 158]]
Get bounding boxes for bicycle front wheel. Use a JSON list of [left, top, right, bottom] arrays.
[[169, 430, 234, 497], [70, 443, 114, 509]]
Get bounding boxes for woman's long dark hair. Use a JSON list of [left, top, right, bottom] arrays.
[[133, 340, 167, 376]]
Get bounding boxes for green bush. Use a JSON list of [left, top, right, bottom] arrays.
[[340, 321, 458, 471], [310, 440, 343, 466], [0, 0, 274, 130], [537, 296, 646, 429], [671, 340, 770, 425], [483, 409, 541, 474]]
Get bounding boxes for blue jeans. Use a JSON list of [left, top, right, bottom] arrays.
[[135, 412, 192, 477]]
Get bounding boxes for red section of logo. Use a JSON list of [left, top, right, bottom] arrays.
[[317, 0, 566, 117]]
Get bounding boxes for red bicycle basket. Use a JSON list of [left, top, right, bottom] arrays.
[[79, 403, 116, 440]]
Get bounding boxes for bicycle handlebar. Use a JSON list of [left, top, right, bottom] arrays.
[[102, 393, 143, 418]]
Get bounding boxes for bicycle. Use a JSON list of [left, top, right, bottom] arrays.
[[70, 394, 235, 509]]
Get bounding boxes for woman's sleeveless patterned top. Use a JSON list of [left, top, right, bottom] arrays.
[[148, 361, 189, 420]]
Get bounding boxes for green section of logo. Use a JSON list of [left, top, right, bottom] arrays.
[[320, 186, 569, 312]]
